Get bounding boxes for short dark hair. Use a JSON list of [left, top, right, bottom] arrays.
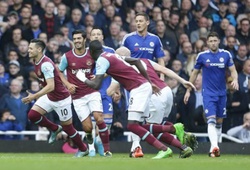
[[135, 12, 149, 21], [89, 40, 103, 51], [72, 29, 87, 39], [91, 26, 103, 34], [207, 32, 220, 40], [30, 39, 46, 51]]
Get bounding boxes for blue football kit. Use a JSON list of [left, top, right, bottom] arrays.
[[122, 31, 165, 61], [194, 49, 234, 118]]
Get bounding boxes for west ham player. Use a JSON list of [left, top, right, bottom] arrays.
[[184, 32, 239, 157], [115, 47, 196, 158], [76, 40, 173, 159], [57, 30, 111, 157], [122, 12, 166, 149], [86, 27, 115, 156], [122, 12, 165, 80], [22, 39, 88, 157]]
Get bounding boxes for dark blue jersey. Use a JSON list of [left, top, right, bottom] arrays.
[[194, 49, 234, 96]]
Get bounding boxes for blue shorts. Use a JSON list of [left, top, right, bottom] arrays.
[[203, 95, 227, 118], [102, 95, 113, 114]]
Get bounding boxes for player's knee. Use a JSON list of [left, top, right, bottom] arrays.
[[83, 125, 92, 133], [94, 116, 104, 124], [216, 118, 223, 124], [207, 117, 216, 125]]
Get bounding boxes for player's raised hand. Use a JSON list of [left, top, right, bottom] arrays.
[[22, 90, 35, 104]]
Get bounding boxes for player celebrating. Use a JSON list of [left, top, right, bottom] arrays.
[[115, 47, 197, 158], [184, 32, 239, 157], [58, 30, 111, 156], [22, 39, 88, 157], [86, 27, 116, 156], [77, 40, 175, 159]]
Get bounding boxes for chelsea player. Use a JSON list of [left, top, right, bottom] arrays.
[[184, 32, 239, 157]]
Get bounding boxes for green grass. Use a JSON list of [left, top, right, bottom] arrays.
[[0, 153, 249, 170]]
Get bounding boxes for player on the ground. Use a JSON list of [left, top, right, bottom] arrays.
[[57, 30, 111, 157], [22, 39, 88, 157], [184, 32, 239, 157]]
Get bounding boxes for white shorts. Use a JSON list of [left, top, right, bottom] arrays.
[[35, 95, 72, 122], [73, 92, 103, 122], [128, 82, 152, 122], [146, 86, 173, 124]]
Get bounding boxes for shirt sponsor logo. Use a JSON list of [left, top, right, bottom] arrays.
[[209, 63, 225, 68], [138, 47, 154, 53], [72, 68, 91, 74]]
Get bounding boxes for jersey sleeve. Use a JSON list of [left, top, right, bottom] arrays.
[[121, 35, 128, 47], [194, 53, 202, 70], [41, 62, 55, 79], [58, 54, 68, 72], [226, 51, 234, 67], [154, 37, 165, 58], [96, 57, 110, 75]]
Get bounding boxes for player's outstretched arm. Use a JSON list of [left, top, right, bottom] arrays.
[[125, 58, 152, 83], [76, 70, 104, 90], [152, 62, 196, 91]]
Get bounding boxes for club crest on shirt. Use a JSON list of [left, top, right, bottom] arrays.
[[219, 57, 224, 62], [86, 59, 93, 66], [149, 42, 154, 47], [72, 63, 76, 66]]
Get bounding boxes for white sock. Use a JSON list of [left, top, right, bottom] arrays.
[[216, 126, 222, 143], [96, 135, 102, 144], [88, 142, 95, 151], [131, 133, 141, 152], [208, 123, 218, 152]]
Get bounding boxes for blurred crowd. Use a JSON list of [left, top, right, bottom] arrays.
[[0, 0, 250, 142]]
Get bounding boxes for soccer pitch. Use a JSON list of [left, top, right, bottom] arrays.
[[0, 153, 249, 170]]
